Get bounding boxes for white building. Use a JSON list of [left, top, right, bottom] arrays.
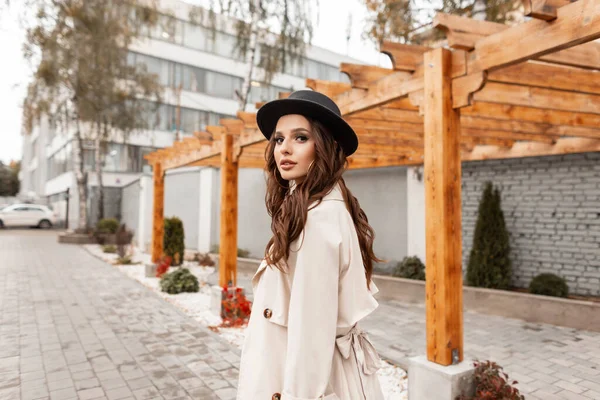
[[19, 0, 363, 228]]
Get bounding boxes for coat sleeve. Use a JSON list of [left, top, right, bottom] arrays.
[[282, 205, 342, 400]]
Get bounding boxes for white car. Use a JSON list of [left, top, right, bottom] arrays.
[[0, 204, 58, 229]]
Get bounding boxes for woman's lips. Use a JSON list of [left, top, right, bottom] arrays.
[[280, 162, 296, 171]]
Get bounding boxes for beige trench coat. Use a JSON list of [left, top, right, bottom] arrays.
[[237, 184, 385, 400]]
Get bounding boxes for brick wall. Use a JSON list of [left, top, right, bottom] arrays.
[[462, 152, 600, 296]]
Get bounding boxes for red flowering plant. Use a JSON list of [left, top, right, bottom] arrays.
[[220, 282, 252, 328], [156, 255, 172, 278], [456, 360, 524, 400]]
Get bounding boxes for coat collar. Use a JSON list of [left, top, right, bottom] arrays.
[[288, 181, 344, 202], [290, 181, 344, 201], [322, 183, 344, 202]]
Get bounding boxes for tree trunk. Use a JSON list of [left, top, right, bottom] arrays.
[[238, 0, 261, 111], [95, 122, 105, 222], [73, 121, 88, 232]]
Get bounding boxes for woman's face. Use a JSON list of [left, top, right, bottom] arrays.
[[273, 114, 316, 183]]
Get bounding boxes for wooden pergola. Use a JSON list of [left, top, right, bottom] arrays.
[[146, 0, 600, 367]]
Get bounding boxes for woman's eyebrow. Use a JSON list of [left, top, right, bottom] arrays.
[[291, 128, 311, 134], [274, 127, 311, 135]]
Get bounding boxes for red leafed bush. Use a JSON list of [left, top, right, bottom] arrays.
[[220, 285, 252, 328], [456, 360, 524, 400], [156, 256, 172, 278]]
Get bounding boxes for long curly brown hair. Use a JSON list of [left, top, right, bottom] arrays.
[[263, 117, 381, 289]]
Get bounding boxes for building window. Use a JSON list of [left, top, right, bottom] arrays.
[[183, 23, 209, 51], [149, 15, 183, 45], [146, 14, 343, 82]]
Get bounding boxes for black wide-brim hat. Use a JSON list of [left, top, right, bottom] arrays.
[[256, 90, 358, 156]]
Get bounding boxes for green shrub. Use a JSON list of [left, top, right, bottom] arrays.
[[164, 217, 185, 266], [160, 268, 199, 294], [466, 182, 512, 290], [102, 245, 117, 253], [393, 256, 425, 280], [238, 248, 250, 258], [96, 218, 119, 234], [529, 273, 569, 298], [116, 255, 133, 265]]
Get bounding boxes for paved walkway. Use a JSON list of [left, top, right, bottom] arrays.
[[361, 301, 600, 400], [4, 231, 600, 400], [0, 230, 240, 400]]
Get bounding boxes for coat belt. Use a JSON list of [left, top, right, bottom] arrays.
[[335, 325, 382, 375]]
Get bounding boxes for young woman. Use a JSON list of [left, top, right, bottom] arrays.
[[236, 90, 384, 400]]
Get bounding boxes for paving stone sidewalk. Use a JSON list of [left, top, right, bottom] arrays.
[[361, 301, 600, 400], [0, 231, 240, 400], [4, 230, 600, 400]]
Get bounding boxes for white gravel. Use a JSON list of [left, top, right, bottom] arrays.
[[84, 244, 408, 399]]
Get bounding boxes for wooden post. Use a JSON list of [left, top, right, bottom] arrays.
[[219, 133, 239, 287], [151, 162, 165, 263], [423, 48, 464, 366]]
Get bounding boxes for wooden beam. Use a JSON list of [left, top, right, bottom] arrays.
[[461, 127, 555, 144], [460, 115, 564, 140], [452, 72, 487, 108], [487, 62, 600, 95], [347, 155, 422, 169], [237, 156, 266, 169], [151, 163, 165, 264], [386, 98, 420, 111], [463, 102, 600, 129], [434, 12, 600, 70], [339, 63, 399, 89], [337, 44, 467, 116], [347, 118, 423, 133], [424, 48, 463, 366], [237, 129, 266, 148], [354, 107, 423, 124], [193, 131, 214, 144], [353, 128, 423, 142], [539, 42, 600, 70], [468, 0, 600, 73], [380, 41, 429, 71], [339, 74, 423, 115], [219, 132, 239, 288], [357, 142, 424, 154], [473, 82, 600, 115], [187, 158, 220, 168], [462, 137, 600, 160], [433, 12, 505, 36], [523, 0, 575, 21], [220, 118, 244, 133], [461, 135, 514, 148], [236, 111, 257, 128], [207, 126, 225, 140], [305, 79, 352, 97], [162, 145, 221, 170]]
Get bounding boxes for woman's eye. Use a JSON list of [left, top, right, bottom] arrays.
[[296, 135, 308, 142], [274, 137, 284, 144]]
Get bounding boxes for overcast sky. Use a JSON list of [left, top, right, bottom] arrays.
[[0, 0, 387, 164]]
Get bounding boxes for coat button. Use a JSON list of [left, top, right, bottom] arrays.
[[272, 394, 281, 400], [263, 308, 272, 319]]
